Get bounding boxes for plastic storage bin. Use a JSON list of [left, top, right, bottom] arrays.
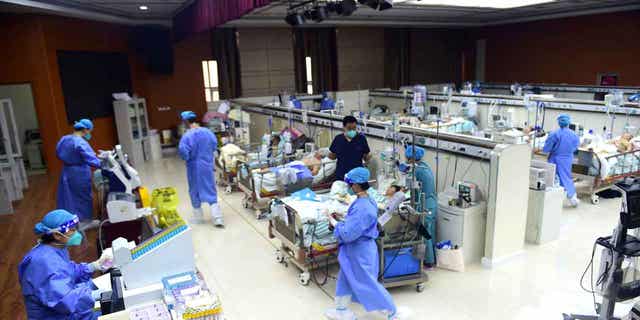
[[382, 247, 421, 278]]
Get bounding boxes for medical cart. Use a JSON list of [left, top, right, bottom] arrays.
[[378, 205, 429, 292]]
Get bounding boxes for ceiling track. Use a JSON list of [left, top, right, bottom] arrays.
[[231, 2, 640, 28]]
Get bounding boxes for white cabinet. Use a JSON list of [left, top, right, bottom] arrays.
[[0, 98, 28, 200], [113, 98, 150, 166], [526, 188, 564, 244], [437, 195, 487, 266]]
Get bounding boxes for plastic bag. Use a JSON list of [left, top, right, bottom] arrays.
[[436, 247, 465, 272], [151, 187, 184, 228], [331, 181, 349, 196]]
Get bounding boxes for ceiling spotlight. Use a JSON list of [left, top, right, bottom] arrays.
[[139, 5, 148, 10], [336, 0, 357, 16], [379, 0, 393, 10], [285, 11, 305, 26], [357, 0, 392, 10], [310, 5, 329, 22], [357, 0, 377, 9]]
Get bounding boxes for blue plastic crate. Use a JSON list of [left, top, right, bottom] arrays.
[[383, 247, 421, 279]]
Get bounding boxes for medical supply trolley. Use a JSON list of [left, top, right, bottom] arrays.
[[378, 204, 429, 292]]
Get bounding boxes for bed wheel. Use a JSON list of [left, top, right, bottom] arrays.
[[225, 185, 232, 193], [275, 250, 285, 263], [416, 283, 425, 293], [243, 199, 249, 209], [298, 272, 310, 286], [591, 194, 600, 205]]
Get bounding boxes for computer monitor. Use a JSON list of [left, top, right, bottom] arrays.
[[616, 177, 640, 228], [429, 106, 439, 115]]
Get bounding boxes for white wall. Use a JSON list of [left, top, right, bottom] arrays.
[[0, 84, 39, 148]]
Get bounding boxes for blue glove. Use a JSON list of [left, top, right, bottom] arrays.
[[398, 163, 411, 174], [91, 288, 108, 301]]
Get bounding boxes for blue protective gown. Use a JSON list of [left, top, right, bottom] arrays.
[[18, 244, 97, 320], [56, 135, 101, 221], [414, 161, 437, 264], [320, 98, 335, 110], [543, 127, 579, 197], [334, 197, 396, 314], [179, 127, 218, 208]]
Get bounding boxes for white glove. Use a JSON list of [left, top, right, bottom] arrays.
[[91, 249, 114, 272], [324, 210, 338, 227]]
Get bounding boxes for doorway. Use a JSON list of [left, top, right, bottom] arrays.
[[0, 83, 46, 174]]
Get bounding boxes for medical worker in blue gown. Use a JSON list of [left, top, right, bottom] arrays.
[[178, 111, 223, 227], [320, 92, 335, 111], [56, 119, 101, 229], [405, 145, 437, 266], [325, 167, 399, 320], [289, 95, 303, 109], [543, 114, 580, 207], [19, 209, 112, 320]]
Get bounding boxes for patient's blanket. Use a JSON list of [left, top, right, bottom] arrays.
[[313, 158, 337, 184], [218, 143, 246, 171], [584, 149, 640, 179], [279, 195, 348, 248], [252, 161, 313, 194]]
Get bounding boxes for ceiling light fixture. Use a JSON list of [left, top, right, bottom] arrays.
[[283, 0, 372, 26], [285, 11, 306, 26], [310, 5, 329, 22], [139, 5, 148, 10], [336, 0, 357, 16], [358, 0, 393, 11]]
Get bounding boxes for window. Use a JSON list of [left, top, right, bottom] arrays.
[[305, 56, 313, 94], [202, 60, 219, 102]]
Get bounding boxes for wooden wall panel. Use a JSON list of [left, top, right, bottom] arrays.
[[336, 27, 384, 90], [238, 28, 295, 97], [474, 10, 640, 86], [137, 31, 211, 130]]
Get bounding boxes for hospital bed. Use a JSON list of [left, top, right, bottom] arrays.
[[236, 157, 312, 218], [215, 143, 247, 193], [268, 187, 428, 291], [573, 148, 640, 204], [268, 194, 344, 286], [236, 154, 337, 217]]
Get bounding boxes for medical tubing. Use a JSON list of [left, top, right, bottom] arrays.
[[451, 156, 459, 187], [98, 219, 111, 252], [308, 222, 331, 286]]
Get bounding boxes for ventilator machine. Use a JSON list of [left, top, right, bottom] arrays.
[[99, 145, 152, 223]]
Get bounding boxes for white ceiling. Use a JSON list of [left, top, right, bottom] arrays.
[[0, 0, 639, 27]]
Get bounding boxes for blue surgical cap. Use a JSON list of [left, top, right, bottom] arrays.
[[34, 209, 79, 235], [73, 119, 93, 130], [344, 167, 370, 184], [405, 145, 425, 161], [557, 114, 571, 128], [180, 111, 197, 121]]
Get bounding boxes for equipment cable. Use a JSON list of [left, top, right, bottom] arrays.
[[308, 222, 332, 286], [379, 211, 420, 281]]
